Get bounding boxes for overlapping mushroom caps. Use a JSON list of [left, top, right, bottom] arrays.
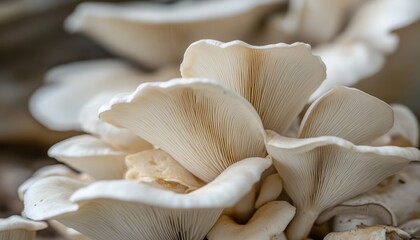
[[265, 87, 420, 240], [24, 158, 271, 240], [0, 215, 46, 240]]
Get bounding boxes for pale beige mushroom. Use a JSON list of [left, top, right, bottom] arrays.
[[318, 164, 420, 232], [48, 135, 128, 180], [23, 157, 271, 240], [400, 219, 420, 237], [254, 173, 283, 209], [49, 220, 90, 240], [207, 201, 295, 240], [99, 78, 266, 182], [0, 215, 47, 240], [30, 59, 179, 131], [324, 225, 411, 240], [64, 0, 283, 68], [124, 149, 204, 193], [266, 87, 420, 240], [181, 40, 326, 135]]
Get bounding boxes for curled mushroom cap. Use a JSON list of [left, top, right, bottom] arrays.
[[65, 0, 282, 68], [324, 225, 411, 240], [207, 201, 295, 240], [181, 40, 326, 134], [0, 215, 47, 240], [265, 87, 420, 240], [100, 78, 266, 182], [24, 157, 271, 240]]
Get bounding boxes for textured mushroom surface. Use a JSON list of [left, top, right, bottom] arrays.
[[324, 225, 411, 240], [0, 215, 47, 240], [24, 157, 271, 240], [100, 78, 266, 182], [181, 40, 326, 134]]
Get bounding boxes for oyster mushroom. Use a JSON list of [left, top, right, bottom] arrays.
[[207, 201, 295, 240], [324, 225, 411, 240], [400, 219, 420, 237], [30, 59, 179, 131], [99, 78, 267, 182], [318, 164, 420, 232], [65, 0, 283, 68], [0, 215, 46, 240], [266, 87, 420, 240], [181, 40, 326, 135], [23, 157, 271, 240]]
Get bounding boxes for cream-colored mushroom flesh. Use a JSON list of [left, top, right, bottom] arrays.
[[100, 78, 266, 182], [125, 149, 204, 193], [266, 133, 420, 239], [48, 135, 128, 180], [181, 40, 326, 134], [24, 157, 271, 240], [65, 0, 282, 68], [207, 201, 295, 240], [0, 216, 47, 240], [299, 86, 393, 144], [324, 225, 411, 240]]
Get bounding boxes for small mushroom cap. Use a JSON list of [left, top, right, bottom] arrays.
[[181, 40, 326, 134], [207, 201, 295, 240], [48, 135, 128, 180], [64, 0, 282, 68], [0, 216, 47, 231], [324, 225, 411, 240], [100, 78, 266, 182], [24, 157, 271, 240], [125, 149, 204, 193], [18, 164, 92, 200]]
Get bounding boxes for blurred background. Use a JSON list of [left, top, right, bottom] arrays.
[[0, 0, 419, 238]]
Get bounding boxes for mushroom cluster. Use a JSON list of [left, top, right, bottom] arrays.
[[2, 39, 418, 240]]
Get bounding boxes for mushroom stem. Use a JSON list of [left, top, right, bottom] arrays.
[[286, 209, 318, 240]]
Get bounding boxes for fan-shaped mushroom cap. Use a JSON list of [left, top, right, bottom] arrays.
[[181, 40, 326, 134], [0, 215, 47, 240], [324, 225, 411, 240], [24, 157, 271, 240], [265, 87, 420, 240], [372, 104, 419, 147], [65, 0, 282, 68], [100, 78, 266, 182], [29, 59, 179, 131], [207, 201, 295, 240], [48, 135, 128, 180], [18, 164, 92, 200], [125, 149, 204, 193]]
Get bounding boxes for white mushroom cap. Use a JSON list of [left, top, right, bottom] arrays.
[[48, 135, 128, 180], [29, 59, 179, 131], [254, 173, 283, 209], [18, 164, 93, 201], [99, 78, 266, 182], [181, 40, 326, 134], [265, 87, 420, 240], [124, 149, 204, 193], [24, 157, 271, 240], [0, 215, 47, 240], [64, 0, 282, 68], [324, 225, 411, 240], [207, 201, 295, 240]]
